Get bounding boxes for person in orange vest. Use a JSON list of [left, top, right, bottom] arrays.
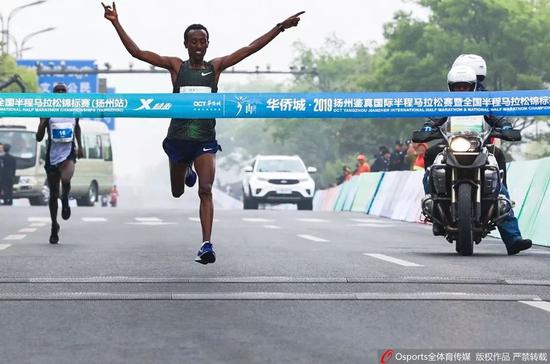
[[110, 185, 119, 207], [354, 154, 370, 175]]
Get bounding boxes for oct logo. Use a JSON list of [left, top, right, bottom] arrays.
[[380, 349, 394, 364]]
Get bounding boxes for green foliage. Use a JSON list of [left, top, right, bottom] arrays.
[[219, 0, 550, 186], [0, 54, 38, 92]]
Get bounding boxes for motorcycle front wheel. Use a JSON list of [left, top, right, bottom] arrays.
[[456, 183, 474, 256]]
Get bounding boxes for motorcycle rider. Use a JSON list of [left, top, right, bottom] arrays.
[[418, 65, 532, 255]]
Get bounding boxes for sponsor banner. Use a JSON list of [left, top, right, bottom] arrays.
[[4, 90, 550, 118]]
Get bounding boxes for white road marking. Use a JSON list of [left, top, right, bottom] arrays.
[[242, 218, 274, 223], [18, 228, 37, 233], [297, 234, 330, 243], [297, 218, 329, 223], [519, 301, 550, 314], [28, 217, 50, 222], [363, 253, 424, 267], [135, 217, 161, 222], [264, 225, 281, 229], [0, 244, 11, 250], [82, 217, 107, 222], [30, 223, 47, 227], [2, 235, 26, 241]]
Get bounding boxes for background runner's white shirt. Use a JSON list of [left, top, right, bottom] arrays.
[[48, 117, 76, 165]]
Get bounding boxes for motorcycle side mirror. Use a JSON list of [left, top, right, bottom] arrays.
[[412, 130, 441, 143]]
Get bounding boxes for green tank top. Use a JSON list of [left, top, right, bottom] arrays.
[[167, 61, 217, 141]]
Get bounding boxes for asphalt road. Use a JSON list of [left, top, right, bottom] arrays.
[[0, 206, 549, 364]]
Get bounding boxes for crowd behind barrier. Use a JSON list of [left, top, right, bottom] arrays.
[[314, 156, 550, 247]]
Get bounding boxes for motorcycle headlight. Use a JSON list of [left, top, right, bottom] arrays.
[[449, 137, 472, 152]]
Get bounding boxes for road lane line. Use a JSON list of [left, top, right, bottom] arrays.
[[82, 217, 107, 222], [519, 300, 550, 314], [2, 235, 26, 241], [297, 218, 329, 223], [0, 244, 11, 250], [29, 223, 47, 227], [363, 253, 424, 267], [27, 217, 50, 222], [242, 218, 274, 223], [264, 225, 281, 229], [18, 228, 37, 233], [136, 217, 161, 222], [297, 234, 329, 242]]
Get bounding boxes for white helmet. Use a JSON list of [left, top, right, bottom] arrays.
[[447, 65, 477, 91], [452, 54, 487, 81]]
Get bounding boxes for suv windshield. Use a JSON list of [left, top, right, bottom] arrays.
[[256, 159, 305, 173], [0, 130, 37, 169]]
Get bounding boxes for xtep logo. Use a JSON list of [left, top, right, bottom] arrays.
[[134, 99, 172, 111], [380, 349, 394, 364]]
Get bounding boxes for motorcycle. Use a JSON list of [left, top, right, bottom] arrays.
[[412, 115, 521, 256]]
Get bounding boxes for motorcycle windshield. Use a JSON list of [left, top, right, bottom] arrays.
[[445, 115, 487, 135]]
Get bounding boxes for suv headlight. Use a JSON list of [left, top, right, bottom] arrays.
[[256, 176, 269, 182], [449, 137, 472, 152], [19, 176, 37, 185]]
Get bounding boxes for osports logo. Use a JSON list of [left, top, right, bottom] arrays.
[[380, 349, 394, 364], [134, 99, 172, 111]]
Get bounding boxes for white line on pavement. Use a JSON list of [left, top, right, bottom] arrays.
[[363, 253, 424, 267], [242, 218, 274, 223], [2, 235, 26, 241], [519, 300, 550, 314], [0, 244, 11, 250], [29, 223, 47, 227], [297, 234, 330, 242], [18, 228, 37, 233], [27, 217, 50, 222], [297, 218, 329, 223], [264, 225, 281, 229], [135, 217, 161, 222], [82, 217, 107, 222]]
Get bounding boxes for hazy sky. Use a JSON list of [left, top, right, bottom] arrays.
[[2, 0, 427, 207]]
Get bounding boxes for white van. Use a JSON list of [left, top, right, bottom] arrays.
[[0, 118, 113, 206]]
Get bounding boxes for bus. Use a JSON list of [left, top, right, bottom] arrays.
[[0, 118, 114, 206]]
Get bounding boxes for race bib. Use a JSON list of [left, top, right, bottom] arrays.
[[51, 122, 74, 143], [179, 86, 212, 93], [448, 115, 485, 134]]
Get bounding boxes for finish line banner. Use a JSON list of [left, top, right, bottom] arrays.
[[2, 91, 550, 119]]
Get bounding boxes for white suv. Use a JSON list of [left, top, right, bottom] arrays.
[[242, 155, 316, 210]]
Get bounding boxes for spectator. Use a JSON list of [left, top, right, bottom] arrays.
[[336, 165, 353, 185], [110, 185, 119, 207], [389, 140, 407, 171], [354, 154, 370, 175], [371, 147, 391, 172], [0, 144, 16, 205]]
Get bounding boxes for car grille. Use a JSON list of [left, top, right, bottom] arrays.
[[268, 179, 299, 185]]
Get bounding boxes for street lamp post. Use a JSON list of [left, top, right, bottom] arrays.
[[18, 26, 55, 58], [1, 0, 48, 55]]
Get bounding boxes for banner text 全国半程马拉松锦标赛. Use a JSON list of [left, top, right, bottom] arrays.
[[2, 91, 550, 119]]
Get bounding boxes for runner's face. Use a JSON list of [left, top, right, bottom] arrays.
[[185, 30, 209, 61]]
